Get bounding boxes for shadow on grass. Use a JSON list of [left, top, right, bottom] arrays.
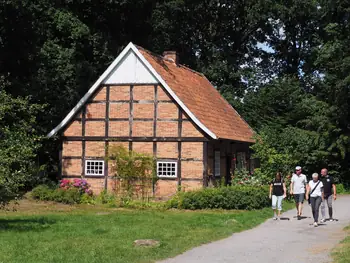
[[0, 217, 56, 232]]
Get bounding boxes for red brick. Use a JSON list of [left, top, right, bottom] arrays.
[[110, 85, 130, 101], [62, 159, 82, 176], [85, 178, 105, 194], [133, 142, 153, 155], [155, 180, 178, 197], [133, 121, 153, 137], [158, 103, 178, 119], [181, 181, 202, 192], [157, 121, 178, 137], [92, 86, 106, 101], [109, 103, 129, 118], [63, 121, 82, 136], [62, 141, 82, 157], [86, 103, 106, 119], [109, 121, 129, 136], [85, 141, 105, 157], [85, 121, 105, 136], [133, 103, 154, 119], [182, 122, 203, 137], [181, 142, 203, 159], [133, 85, 154, 100], [157, 86, 171, 101], [157, 142, 178, 158], [181, 161, 203, 179]]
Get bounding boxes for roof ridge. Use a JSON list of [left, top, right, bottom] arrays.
[[135, 44, 205, 78]]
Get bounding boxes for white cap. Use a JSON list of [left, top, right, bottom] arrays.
[[295, 166, 302, 170]]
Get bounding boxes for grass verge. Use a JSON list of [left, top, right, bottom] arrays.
[[0, 200, 294, 263], [332, 226, 350, 263]]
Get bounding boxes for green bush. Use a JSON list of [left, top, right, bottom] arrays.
[[31, 185, 82, 204], [166, 185, 270, 210]]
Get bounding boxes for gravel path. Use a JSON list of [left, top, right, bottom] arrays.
[[158, 195, 350, 263]]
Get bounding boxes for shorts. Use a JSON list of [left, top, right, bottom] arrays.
[[294, 193, 305, 203]]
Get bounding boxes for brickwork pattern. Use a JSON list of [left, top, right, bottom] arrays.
[[109, 121, 129, 136], [85, 141, 105, 157], [157, 121, 178, 137], [182, 181, 202, 192], [155, 180, 178, 197], [62, 159, 82, 176], [133, 85, 154, 100], [63, 121, 82, 136], [157, 86, 171, 101], [62, 141, 82, 157], [132, 121, 153, 137], [110, 85, 130, 101], [157, 142, 178, 159], [182, 142, 203, 159], [109, 103, 129, 118], [181, 161, 203, 179], [85, 121, 105, 136], [133, 103, 154, 119], [182, 122, 204, 137], [86, 103, 106, 119], [85, 178, 105, 194], [133, 142, 153, 155], [92, 86, 106, 101], [158, 103, 178, 119]]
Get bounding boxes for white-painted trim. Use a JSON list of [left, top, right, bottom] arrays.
[[85, 159, 105, 176], [47, 42, 216, 139], [157, 161, 177, 178]]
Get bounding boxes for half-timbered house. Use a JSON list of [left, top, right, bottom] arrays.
[[48, 42, 255, 197]]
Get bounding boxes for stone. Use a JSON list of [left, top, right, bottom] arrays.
[[133, 239, 160, 247]]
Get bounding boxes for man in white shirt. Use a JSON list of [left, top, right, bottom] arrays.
[[290, 166, 308, 220]]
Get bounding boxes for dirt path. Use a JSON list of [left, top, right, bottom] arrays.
[[158, 195, 350, 263]]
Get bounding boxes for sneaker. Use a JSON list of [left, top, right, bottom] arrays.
[[273, 217, 278, 220], [329, 218, 334, 222], [320, 218, 326, 223], [297, 215, 301, 220], [314, 222, 318, 227]]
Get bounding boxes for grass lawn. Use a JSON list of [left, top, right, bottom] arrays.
[[332, 226, 350, 263], [0, 200, 294, 263]]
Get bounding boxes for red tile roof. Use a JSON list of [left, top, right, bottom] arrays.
[[138, 47, 255, 143]]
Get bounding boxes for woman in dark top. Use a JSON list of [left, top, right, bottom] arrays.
[[269, 172, 287, 220]]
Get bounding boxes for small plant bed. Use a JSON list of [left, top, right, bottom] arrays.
[[0, 199, 294, 263], [332, 226, 350, 263]]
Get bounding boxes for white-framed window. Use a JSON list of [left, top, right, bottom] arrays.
[[85, 160, 104, 176], [157, 161, 177, 178], [214, 151, 220, 176]]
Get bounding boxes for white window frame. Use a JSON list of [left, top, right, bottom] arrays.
[[157, 161, 177, 178], [85, 160, 105, 176], [214, 151, 221, 177]]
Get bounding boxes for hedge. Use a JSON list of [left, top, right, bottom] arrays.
[[167, 185, 270, 210], [31, 185, 82, 204]]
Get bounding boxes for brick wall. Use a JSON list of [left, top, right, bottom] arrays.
[[109, 121, 129, 136], [85, 141, 105, 157], [157, 121, 178, 137], [110, 85, 130, 100], [182, 122, 204, 137], [158, 86, 171, 101], [109, 103, 129, 118], [133, 103, 154, 119], [63, 121, 82, 136], [85, 178, 105, 194], [133, 85, 154, 100], [86, 103, 106, 119], [133, 142, 153, 155], [62, 141, 82, 157], [181, 181, 202, 192], [85, 121, 105, 136], [62, 159, 82, 176], [158, 103, 178, 119], [92, 86, 106, 101], [182, 142, 203, 159], [181, 161, 203, 179], [157, 142, 178, 158], [155, 180, 177, 198], [133, 121, 153, 137]]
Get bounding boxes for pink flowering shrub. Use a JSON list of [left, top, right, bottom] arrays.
[[59, 179, 93, 196]]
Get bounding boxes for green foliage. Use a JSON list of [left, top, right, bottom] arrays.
[[231, 168, 262, 186], [31, 185, 82, 204], [167, 185, 270, 210], [0, 79, 44, 207], [108, 144, 156, 199]]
